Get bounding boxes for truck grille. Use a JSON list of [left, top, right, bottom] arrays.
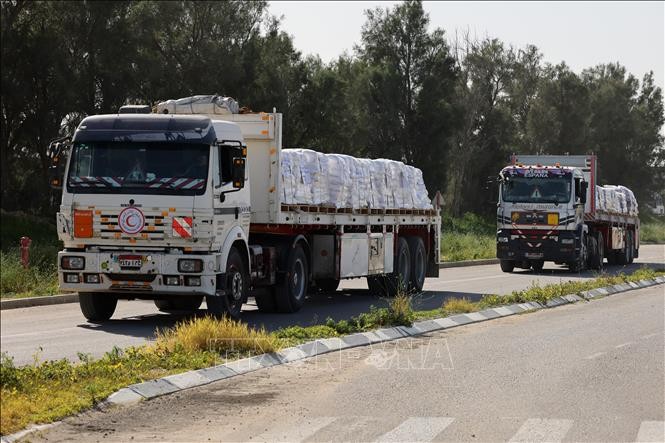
[[97, 213, 166, 241]]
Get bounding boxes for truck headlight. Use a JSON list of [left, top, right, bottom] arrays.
[[61, 256, 85, 270], [560, 238, 574, 245], [64, 273, 80, 283], [178, 259, 203, 273], [497, 237, 509, 243]]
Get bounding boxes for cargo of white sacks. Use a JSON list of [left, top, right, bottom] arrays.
[[280, 149, 433, 211], [595, 185, 638, 216]]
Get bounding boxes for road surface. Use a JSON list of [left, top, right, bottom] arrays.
[[1, 244, 663, 365], [31, 284, 664, 442]]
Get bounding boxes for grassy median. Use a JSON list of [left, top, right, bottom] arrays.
[[2, 267, 663, 435]]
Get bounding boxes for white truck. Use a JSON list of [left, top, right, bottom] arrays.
[[496, 154, 639, 273], [48, 102, 440, 321]]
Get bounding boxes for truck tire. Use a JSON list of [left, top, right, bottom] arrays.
[[154, 296, 203, 313], [385, 237, 411, 296], [207, 247, 246, 319], [594, 232, 605, 271], [626, 231, 634, 264], [615, 234, 629, 265], [407, 237, 426, 292], [587, 236, 600, 270], [274, 244, 308, 313], [499, 260, 515, 273], [79, 293, 118, 323], [568, 234, 588, 273], [315, 278, 340, 293], [531, 260, 544, 273]]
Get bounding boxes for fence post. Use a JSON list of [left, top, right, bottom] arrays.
[[20, 236, 32, 269]]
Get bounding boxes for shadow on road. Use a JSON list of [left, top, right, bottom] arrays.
[[77, 261, 663, 339]]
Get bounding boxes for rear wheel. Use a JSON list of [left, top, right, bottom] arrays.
[[500, 260, 515, 273], [385, 237, 411, 296], [207, 247, 246, 319], [79, 292, 118, 323], [407, 237, 426, 292], [154, 296, 203, 313], [568, 234, 587, 273], [594, 232, 605, 271], [274, 244, 308, 313], [626, 231, 634, 264], [615, 233, 630, 265]]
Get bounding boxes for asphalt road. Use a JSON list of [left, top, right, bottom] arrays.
[[32, 284, 664, 442], [1, 245, 663, 366]]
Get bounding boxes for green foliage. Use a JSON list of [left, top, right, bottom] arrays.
[[640, 214, 665, 244]]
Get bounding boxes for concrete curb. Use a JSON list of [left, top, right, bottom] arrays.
[[0, 293, 78, 310], [0, 259, 501, 310], [4, 277, 663, 442]]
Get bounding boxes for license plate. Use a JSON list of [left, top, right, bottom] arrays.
[[118, 255, 143, 269], [525, 252, 544, 259]]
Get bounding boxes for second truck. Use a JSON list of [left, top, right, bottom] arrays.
[[496, 154, 639, 273]]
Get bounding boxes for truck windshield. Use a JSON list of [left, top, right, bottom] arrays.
[[67, 142, 209, 195], [502, 177, 571, 203]]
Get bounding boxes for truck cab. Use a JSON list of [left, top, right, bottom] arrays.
[[53, 114, 253, 320]]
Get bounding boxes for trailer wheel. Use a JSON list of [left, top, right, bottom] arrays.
[[79, 293, 118, 323], [626, 231, 634, 264], [499, 260, 515, 273], [207, 247, 246, 319], [615, 233, 630, 265], [385, 237, 411, 296], [274, 244, 308, 313], [594, 232, 605, 270], [154, 296, 203, 313], [406, 237, 426, 292], [531, 260, 544, 273]]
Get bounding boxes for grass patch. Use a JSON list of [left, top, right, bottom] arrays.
[[641, 214, 665, 243], [1, 211, 61, 299], [440, 213, 495, 261], [2, 268, 663, 435]]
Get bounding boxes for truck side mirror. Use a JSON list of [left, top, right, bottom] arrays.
[[232, 157, 246, 189], [46, 137, 71, 190]]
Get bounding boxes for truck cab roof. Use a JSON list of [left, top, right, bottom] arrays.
[[73, 114, 218, 144]]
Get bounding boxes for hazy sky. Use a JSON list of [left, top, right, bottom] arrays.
[[268, 1, 664, 89]]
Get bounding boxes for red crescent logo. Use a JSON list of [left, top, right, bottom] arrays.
[[118, 207, 144, 235]]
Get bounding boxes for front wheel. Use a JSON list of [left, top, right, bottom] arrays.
[[500, 260, 515, 273], [568, 234, 588, 273], [207, 247, 247, 319], [79, 292, 118, 323]]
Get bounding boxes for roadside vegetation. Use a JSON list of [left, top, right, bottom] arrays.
[[640, 213, 665, 244], [2, 267, 663, 435], [440, 213, 495, 261], [0, 211, 61, 299]]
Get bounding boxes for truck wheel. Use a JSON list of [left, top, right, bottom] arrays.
[[79, 292, 117, 323], [568, 234, 588, 273], [385, 237, 411, 297], [587, 237, 599, 270], [207, 248, 246, 319], [315, 278, 340, 293], [154, 296, 203, 313], [626, 231, 634, 264], [274, 244, 308, 313], [595, 232, 605, 271], [254, 291, 278, 313], [499, 260, 515, 273], [615, 234, 629, 265], [531, 260, 544, 273], [407, 237, 426, 292]]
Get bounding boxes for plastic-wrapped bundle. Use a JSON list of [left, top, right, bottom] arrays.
[[280, 149, 432, 210], [156, 95, 239, 115], [616, 185, 638, 216], [595, 185, 638, 215]]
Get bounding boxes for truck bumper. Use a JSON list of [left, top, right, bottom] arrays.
[[496, 229, 579, 263], [57, 250, 219, 296]]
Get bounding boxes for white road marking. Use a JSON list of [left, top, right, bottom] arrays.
[[635, 421, 665, 442], [615, 342, 633, 349], [585, 352, 606, 360], [253, 416, 337, 442], [509, 418, 573, 442], [375, 417, 455, 442]]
